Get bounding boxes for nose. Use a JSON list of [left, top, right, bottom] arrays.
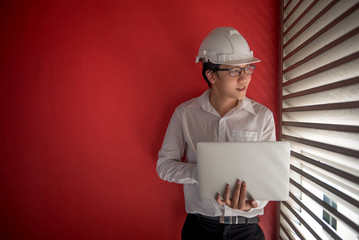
[[237, 74, 248, 83]]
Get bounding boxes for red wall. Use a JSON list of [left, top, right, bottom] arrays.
[[0, 1, 280, 239]]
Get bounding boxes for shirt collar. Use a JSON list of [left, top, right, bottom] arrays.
[[187, 89, 256, 115], [237, 96, 256, 115]]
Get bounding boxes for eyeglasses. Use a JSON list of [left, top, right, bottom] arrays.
[[216, 65, 256, 77]]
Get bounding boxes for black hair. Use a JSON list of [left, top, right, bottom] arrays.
[[201, 61, 221, 88]]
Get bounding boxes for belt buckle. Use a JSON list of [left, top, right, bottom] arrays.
[[219, 216, 234, 224]]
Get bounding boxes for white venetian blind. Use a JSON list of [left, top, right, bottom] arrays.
[[279, 0, 359, 239]]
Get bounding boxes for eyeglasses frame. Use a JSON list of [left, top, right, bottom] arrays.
[[215, 65, 256, 77]]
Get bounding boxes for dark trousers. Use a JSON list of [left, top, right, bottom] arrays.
[[181, 214, 265, 240]]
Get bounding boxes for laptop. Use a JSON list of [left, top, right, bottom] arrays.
[[197, 141, 290, 201]]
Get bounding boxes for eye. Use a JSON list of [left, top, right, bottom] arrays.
[[244, 65, 253, 70], [244, 66, 255, 74], [231, 68, 241, 73]]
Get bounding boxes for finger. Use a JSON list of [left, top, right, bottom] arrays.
[[238, 181, 247, 210], [241, 200, 257, 212], [250, 200, 258, 208], [231, 179, 241, 209], [216, 193, 225, 205], [223, 184, 231, 205]]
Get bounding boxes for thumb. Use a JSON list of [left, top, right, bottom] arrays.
[[250, 200, 258, 208]]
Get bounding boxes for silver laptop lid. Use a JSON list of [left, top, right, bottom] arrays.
[[197, 141, 290, 201]]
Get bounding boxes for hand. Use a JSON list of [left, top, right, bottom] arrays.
[[216, 179, 258, 211]]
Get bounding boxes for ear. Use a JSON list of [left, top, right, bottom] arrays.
[[206, 70, 216, 84]]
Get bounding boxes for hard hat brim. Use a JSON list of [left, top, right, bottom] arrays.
[[208, 57, 261, 66]]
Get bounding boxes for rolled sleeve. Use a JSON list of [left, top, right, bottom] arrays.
[[156, 108, 198, 184]]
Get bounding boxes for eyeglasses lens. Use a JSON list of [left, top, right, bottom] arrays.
[[229, 66, 255, 77], [244, 66, 255, 75]]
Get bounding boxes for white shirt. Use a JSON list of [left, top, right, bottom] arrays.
[[156, 90, 276, 218]]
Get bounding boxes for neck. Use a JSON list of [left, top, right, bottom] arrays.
[[209, 89, 238, 117]]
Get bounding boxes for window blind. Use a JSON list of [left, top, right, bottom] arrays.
[[279, 0, 359, 239]]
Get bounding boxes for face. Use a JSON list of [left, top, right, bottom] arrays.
[[208, 64, 252, 101]]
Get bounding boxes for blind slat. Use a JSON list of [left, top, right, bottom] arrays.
[[282, 134, 359, 158], [283, 0, 339, 51], [290, 151, 359, 183], [283, 27, 359, 74], [281, 0, 359, 238], [289, 192, 342, 240], [290, 179, 359, 233], [284, 0, 303, 24], [282, 201, 323, 240], [280, 210, 306, 240], [280, 222, 293, 240], [284, 1, 318, 36], [291, 165, 359, 207], [283, 108, 359, 126], [283, 51, 359, 86], [283, 121, 359, 133], [284, 1, 358, 57], [283, 77, 359, 99], [283, 125, 359, 153], [282, 101, 359, 112], [283, 0, 293, 12], [298, 162, 359, 213]]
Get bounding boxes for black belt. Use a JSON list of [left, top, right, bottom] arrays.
[[194, 214, 259, 225]]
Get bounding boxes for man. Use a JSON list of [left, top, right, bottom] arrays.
[[156, 27, 275, 240]]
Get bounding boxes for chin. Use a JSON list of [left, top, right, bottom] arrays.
[[236, 93, 246, 100]]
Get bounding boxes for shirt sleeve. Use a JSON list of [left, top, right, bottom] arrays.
[[156, 108, 198, 184], [261, 110, 276, 141]]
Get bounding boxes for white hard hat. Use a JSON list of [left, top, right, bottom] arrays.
[[195, 27, 260, 65]]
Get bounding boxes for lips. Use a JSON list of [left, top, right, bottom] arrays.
[[236, 86, 246, 91]]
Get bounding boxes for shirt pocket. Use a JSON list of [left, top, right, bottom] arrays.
[[230, 130, 258, 141]]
